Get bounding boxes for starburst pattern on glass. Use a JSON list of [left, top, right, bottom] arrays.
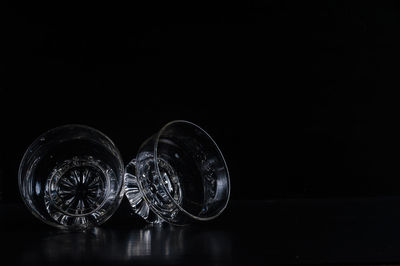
[[44, 156, 115, 227], [45, 156, 109, 216]]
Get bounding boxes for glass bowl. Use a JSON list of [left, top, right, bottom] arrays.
[[19, 125, 124, 230], [124, 120, 230, 225]]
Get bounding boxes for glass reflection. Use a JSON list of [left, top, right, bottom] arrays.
[[125, 225, 186, 258], [18, 225, 232, 264]]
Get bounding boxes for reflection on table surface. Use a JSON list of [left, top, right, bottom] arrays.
[[6, 199, 400, 265], [11, 225, 233, 265]]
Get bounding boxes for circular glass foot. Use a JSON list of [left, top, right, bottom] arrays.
[[44, 156, 114, 228], [124, 158, 183, 224]]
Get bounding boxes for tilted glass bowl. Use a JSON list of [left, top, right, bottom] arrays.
[[124, 120, 230, 225]]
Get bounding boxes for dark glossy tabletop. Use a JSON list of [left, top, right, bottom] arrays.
[[2, 198, 400, 265]]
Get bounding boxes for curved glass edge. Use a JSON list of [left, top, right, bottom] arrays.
[[153, 120, 231, 223]]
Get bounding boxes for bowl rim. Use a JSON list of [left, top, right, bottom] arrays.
[[153, 120, 231, 222]]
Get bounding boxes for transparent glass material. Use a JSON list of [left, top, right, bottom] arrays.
[[124, 120, 230, 225], [18, 125, 124, 230]]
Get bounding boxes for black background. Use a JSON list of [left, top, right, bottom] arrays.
[[4, 1, 400, 265], [1, 0, 400, 203]]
